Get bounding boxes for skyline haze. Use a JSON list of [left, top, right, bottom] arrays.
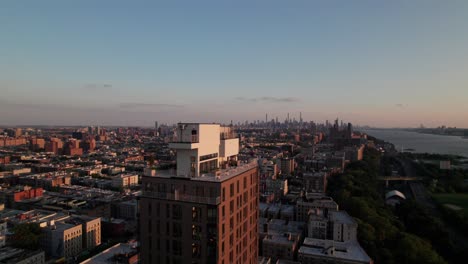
[[1, 0, 468, 127]]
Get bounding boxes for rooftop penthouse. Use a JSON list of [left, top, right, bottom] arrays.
[[142, 123, 258, 206], [167, 123, 239, 178]]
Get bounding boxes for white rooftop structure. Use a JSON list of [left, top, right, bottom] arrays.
[[168, 123, 239, 178]]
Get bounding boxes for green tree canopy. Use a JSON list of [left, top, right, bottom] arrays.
[[11, 223, 42, 250]]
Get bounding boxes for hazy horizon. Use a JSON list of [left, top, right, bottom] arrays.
[[2, 1, 468, 127], [1, 122, 465, 130]]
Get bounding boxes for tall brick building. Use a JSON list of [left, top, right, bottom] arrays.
[[140, 123, 259, 264]]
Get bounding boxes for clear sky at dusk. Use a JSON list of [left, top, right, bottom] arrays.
[[1, 0, 468, 127]]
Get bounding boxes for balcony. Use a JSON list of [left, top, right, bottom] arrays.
[[220, 132, 237, 140], [192, 159, 257, 182], [168, 140, 200, 150], [141, 191, 221, 205], [172, 134, 198, 143]]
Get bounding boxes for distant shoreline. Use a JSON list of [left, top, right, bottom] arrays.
[[364, 128, 468, 140], [362, 128, 468, 158], [413, 130, 468, 140]]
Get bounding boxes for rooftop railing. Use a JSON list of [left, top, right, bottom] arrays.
[[220, 132, 237, 140], [141, 191, 221, 205], [204, 159, 257, 179], [170, 135, 199, 143]]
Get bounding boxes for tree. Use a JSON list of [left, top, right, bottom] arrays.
[[395, 233, 447, 264], [148, 156, 155, 167], [11, 223, 42, 250], [327, 148, 447, 263]]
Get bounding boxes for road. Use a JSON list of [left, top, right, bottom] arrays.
[[409, 182, 435, 209], [396, 155, 468, 257], [397, 156, 437, 208]]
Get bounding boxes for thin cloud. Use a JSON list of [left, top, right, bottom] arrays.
[[0, 100, 183, 112], [119, 103, 184, 109], [395, 103, 407, 108], [0, 100, 104, 111], [84, 83, 113, 90], [235, 96, 300, 103]]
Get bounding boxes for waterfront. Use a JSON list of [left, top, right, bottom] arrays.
[[362, 129, 468, 158]]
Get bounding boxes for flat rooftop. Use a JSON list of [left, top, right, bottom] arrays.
[[299, 238, 371, 263], [259, 203, 269, 211], [0, 247, 24, 262], [263, 232, 300, 245], [80, 243, 137, 264], [0, 247, 43, 263], [330, 211, 356, 225], [276, 260, 301, 264], [261, 218, 305, 235], [52, 222, 80, 232], [148, 159, 257, 183]]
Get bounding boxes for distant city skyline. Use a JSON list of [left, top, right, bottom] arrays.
[[1, 1, 468, 127]]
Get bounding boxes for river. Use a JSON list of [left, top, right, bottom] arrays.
[[362, 129, 468, 158]]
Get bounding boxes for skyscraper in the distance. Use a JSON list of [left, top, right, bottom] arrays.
[[140, 123, 259, 264]]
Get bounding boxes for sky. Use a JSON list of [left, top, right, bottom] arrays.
[[1, 0, 468, 128]]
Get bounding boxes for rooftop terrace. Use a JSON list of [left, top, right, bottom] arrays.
[[149, 159, 258, 182]]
